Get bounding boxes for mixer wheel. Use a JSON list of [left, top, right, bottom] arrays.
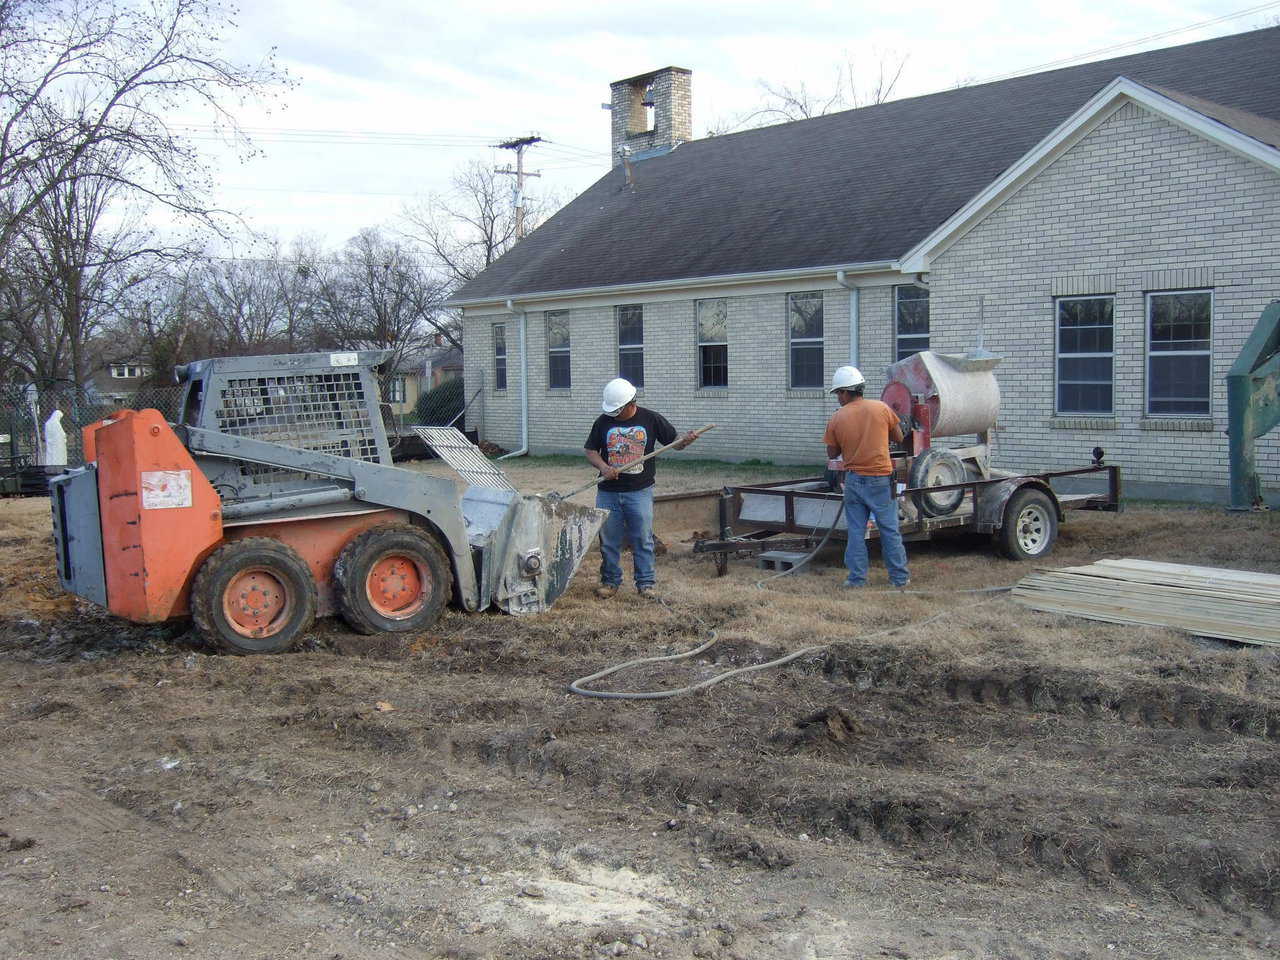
[[996, 488, 1058, 561], [908, 448, 967, 517]]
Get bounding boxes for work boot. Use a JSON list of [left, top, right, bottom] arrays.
[[595, 584, 619, 599], [637, 585, 657, 599]]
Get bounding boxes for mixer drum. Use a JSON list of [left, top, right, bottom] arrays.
[[881, 351, 1001, 438]]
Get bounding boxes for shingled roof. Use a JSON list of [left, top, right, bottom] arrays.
[[453, 27, 1280, 304]]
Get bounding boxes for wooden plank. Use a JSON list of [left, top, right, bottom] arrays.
[[1012, 558, 1280, 646]]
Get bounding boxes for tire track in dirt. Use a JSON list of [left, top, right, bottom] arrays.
[[817, 643, 1280, 742], [447, 722, 1280, 916]]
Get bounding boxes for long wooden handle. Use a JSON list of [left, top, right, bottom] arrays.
[[561, 423, 716, 499]]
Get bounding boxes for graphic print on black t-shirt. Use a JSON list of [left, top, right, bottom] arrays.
[[584, 406, 677, 492], [606, 425, 647, 475]]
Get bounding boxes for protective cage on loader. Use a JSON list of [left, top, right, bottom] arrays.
[[50, 351, 606, 653]]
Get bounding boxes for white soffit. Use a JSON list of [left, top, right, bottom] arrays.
[[898, 76, 1280, 273]]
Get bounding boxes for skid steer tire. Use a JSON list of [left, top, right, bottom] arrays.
[[995, 488, 1058, 561], [191, 538, 317, 654], [334, 524, 452, 636], [909, 448, 967, 517]]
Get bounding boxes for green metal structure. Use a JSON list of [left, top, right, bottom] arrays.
[[1227, 300, 1280, 510]]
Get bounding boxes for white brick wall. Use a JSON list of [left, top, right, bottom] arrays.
[[463, 100, 1280, 497], [928, 101, 1280, 492]]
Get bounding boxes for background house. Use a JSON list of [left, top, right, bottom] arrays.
[[451, 30, 1280, 502]]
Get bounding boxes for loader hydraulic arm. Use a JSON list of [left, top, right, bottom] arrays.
[[183, 426, 481, 610]]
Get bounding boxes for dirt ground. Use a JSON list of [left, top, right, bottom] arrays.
[[2, 459, 1279, 960]]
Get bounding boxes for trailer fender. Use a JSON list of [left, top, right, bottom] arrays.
[[974, 477, 1061, 533]]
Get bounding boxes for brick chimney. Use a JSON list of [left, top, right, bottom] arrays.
[[609, 67, 692, 166]]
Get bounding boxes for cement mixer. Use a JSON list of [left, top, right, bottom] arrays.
[[696, 350, 1121, 572]]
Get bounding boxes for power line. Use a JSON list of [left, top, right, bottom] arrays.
[[981, 0, 1280, 83], [495, 135, 543, 239]]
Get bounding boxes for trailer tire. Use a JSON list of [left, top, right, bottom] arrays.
[[334, 524, 451, 636], [909, 448, 967, 517], [996, 488, 1058, 561], [191, 538, 317, 654]]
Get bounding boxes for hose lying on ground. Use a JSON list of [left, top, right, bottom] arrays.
[[566, 587, 1013, 701]]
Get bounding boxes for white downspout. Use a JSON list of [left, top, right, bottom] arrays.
[[498, 297, 529, 459], [835, 270, 859, 366]]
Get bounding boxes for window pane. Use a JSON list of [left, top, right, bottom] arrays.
[[495, 358, 507, 391], [618, 304, 643, 345], [1150, 293, 1210, 350], [546, 310, 570, 349], [549, 353, 571, 389], [897, 336, 929, 361], [1149, 354, 1209, 414], [1059, 356, 1112, 382], [1058, 382, 1112, 414], [790, 344, 823, 388], [697, 299, 727, 344], [493, 324, 506, 356], [619, 347, 644, 387], [1059, 297, 1113, 328], [1060, 325, 1113, 354], [788, 292, 823, 340], [699, 344, 728, 388]]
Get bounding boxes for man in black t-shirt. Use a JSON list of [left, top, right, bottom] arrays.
[[585, 378, 699, 599]]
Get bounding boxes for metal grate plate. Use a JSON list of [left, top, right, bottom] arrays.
[[216, 373, 382, 486], [413, 427, 515, 491]]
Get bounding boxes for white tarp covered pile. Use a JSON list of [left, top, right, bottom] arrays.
[[1012, 559, 1280, 646]]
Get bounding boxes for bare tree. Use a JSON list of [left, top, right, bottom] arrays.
[[705, 50, 908, 135], [401, 160, 558, 291], [312, 229, 454, 379], [0, 0, 291, 253]]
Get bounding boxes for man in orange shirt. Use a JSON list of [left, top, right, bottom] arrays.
[[823, 366, 910, 589]]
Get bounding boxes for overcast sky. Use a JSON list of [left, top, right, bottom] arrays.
[[189, 1, 1280, 251]]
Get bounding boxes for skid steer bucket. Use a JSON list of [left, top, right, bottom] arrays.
[[413, 427, 606, 614]]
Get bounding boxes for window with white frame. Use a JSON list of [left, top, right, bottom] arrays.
[[696, 298, 728, 388], [617, 304, 644, 387], [386, 376, 407, 403], [110, 364, 147, 379], [787, 291, 823, 388], [1147, 290, 1211, 416], [894, 285, 930, 360], [1055, 295, 1114, 414], [493, 323, 508, 391], [546, 310, 571, 389]]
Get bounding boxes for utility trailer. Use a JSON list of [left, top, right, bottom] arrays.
[[696, 459, 1121, 575], [695, 349, 1122, 574], [49, 351, 606, 654]]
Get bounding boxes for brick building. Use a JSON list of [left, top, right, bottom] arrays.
[[450, 31, 1280, 502]]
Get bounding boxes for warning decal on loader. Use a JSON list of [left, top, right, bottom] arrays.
[[141, 470, 193, 509]]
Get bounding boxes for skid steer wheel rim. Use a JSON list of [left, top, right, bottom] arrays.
[[1016, 502, 1052, 554], [222, 566, 294, 638], [365, 552, 429, 619]]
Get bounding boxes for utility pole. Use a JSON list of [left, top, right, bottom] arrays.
[[495, 135, 542, 239]]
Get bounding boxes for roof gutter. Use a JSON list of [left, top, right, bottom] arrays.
[[497, 298, 529, 460], [447, 259, 901, 309]]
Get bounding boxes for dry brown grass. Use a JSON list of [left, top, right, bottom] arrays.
[[8, 459, 1279, 701], [0, 497, 75, 620]]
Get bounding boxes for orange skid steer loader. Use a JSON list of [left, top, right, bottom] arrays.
[[50, 351, 605, 653]]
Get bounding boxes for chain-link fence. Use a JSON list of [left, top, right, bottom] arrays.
[[0, 373, 485, 483], [0, 382, 183, 471]]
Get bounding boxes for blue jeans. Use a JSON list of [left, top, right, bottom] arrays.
[[596, 487, 656, 589], [842, 474, 910, 587]]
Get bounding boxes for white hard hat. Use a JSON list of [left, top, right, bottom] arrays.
[[828, 365, 866, 393], [601, 377, 637, 414]]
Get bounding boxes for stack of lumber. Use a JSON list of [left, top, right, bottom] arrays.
[[1012, 559, 1280, 646]]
